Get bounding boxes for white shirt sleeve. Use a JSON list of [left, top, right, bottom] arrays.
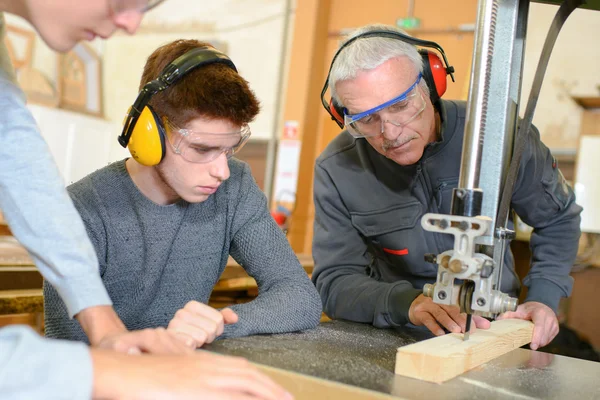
[[0, 326, 93, 399], [0, 12, 112, 317]]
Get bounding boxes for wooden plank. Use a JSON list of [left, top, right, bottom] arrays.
[[395, 319, 534, 383], [581, 111, 600, 136], [225, 254, 314, 268], [220, 255, 313, 280], [567, 267, 600, 349], [214, 273, 313, 293], [0, 289, 43, 315], [282, 0, 332, 255], [0, 312, 44, 334], [572, 96, 600, 110], [0, 289, 43, 299], [213, 277, 257, 292], [257, 364, 398, 400], [0, 237, 35, 266]]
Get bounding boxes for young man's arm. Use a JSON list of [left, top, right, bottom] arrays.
[[0, 37, 120, 332], [0, 325, 94, 399], [0, 35, 185, 353], [91, 345, 292, 400], [0, 325, 291, 400], [222, 163, 322, 338], [0, 14, 113, 322]]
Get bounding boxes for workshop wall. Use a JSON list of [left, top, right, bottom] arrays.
[[522, 2, 600, 150]]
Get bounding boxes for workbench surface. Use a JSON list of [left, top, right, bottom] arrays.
[[207, 320, 600, 399]]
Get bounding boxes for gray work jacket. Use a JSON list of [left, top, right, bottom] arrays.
[[312, 100, 582, 328]]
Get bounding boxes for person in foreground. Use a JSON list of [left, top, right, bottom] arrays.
[[0, 0, 292, 399], [43, 38, 322, 348], [312, 24, 582, 351]]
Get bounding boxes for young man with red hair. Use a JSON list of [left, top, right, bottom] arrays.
[[44, 39, 322, 348]]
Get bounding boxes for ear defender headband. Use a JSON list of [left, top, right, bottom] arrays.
[[320, 30, 456, 129], [118, 47, 238, 166]]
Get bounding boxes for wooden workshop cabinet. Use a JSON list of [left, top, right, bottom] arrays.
[[512, 97, 600, 351], [573, 97, 600, 136], [567, 266, 600, 350], [566, 97, 600, 350]]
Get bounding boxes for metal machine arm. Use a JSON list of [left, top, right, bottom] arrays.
[[421, 0, 583, 337]]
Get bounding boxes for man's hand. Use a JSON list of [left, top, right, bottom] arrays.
[[91, 349, 294, 400], [77, 305, 193, 355], [97, 327, 194, 355], [76, 305, 128, 345], [497, 301, 558, 350], [408, 294, 491, 336], [168, 301, 238, 348]]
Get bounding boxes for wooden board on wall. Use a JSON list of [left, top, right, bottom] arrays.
[[4, 24, 35, 70], [58, 43, 103, 117], [395, 319, 534, 383], [235, 140, 269, 191]]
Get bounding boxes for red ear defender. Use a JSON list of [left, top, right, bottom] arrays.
[[329, 99, 345, 127], [427, 51, 447, 99], [320, 30, 454, 128]]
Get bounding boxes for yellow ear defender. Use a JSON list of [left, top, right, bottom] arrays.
[[118, 47, 238, 166], [122, 106, 166, 166]]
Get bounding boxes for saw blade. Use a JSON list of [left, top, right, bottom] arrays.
[[464, 313, 472, 341]]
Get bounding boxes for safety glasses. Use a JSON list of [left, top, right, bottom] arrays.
[[110, 0, 166, 14], [164, 120, 251, 164], [343, 73, 426, 138]]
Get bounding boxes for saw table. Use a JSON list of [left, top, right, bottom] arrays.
[[207, 320, 600, 399]]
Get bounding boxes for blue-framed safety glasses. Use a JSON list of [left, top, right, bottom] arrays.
[[343, 73, 426, 138]]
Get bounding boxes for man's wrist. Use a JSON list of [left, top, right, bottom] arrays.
[[388, 285, 422, 326], [90, 348, 140, 399], [76, 305, 127, 345], [524, 279, 563, 313]]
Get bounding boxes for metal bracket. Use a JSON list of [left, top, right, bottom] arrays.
[[421, 213, 517, 314]]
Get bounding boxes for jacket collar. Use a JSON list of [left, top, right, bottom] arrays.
[[422, 99, 458, 159]]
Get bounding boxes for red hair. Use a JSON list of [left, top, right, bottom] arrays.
[[140, 39, 260, 127]]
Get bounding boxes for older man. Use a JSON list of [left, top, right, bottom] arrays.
[[312, 24, 581, 351]]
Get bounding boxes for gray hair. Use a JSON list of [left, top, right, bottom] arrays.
[[329, 24, 429, 106]]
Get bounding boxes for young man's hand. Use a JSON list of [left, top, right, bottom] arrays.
[[91, 348, 294, 400], [497, 301, 559, 350], [408, 294, 490, 336], [168, 300, 238, 348], [77, 305, 192, 354], [96, 327, 194, 355]]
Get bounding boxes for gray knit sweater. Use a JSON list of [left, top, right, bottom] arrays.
[[44, 158, 322, 342]]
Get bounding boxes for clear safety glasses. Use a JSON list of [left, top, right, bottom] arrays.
[[343, 73, 426, 138], [110, 0, 166, 14], [165, 120, 251, 164]]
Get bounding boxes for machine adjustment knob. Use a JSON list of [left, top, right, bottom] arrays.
[[424, 253, 438, 264]]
